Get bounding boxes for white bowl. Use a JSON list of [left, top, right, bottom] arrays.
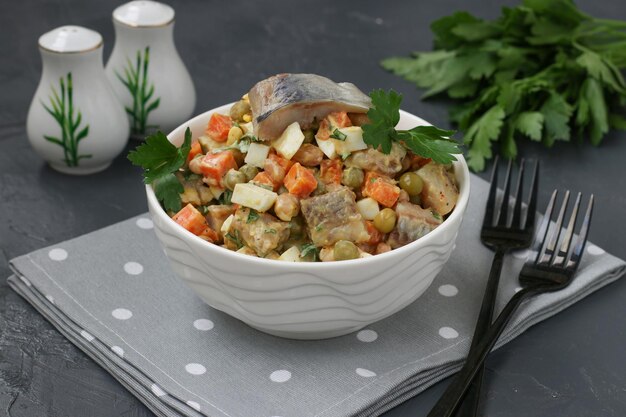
[[146, 104, 471, 339]]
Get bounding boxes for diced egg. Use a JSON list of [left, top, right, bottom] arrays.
[[240, 122, 254, 135], [244, 143, 270, 168], [315, 137, 337, 159], [221, 214, 234, 234], [272, 122, 305, 160], [231, 183, 278, 212], [197, 135, 223, 152], [334, 126, 367, 156], [279, 246, 301, 262], [356, 197, 380, 220]]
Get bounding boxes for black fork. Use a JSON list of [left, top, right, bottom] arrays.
[[428, 190, 594, 417], [455, 158, 539, 417]]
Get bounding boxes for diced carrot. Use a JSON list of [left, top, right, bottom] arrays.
[[364, 220, 383, 245], [362, 171, 401, 208], [198, 226, 219, 243], [252, 171, 277, 190], [315, 111, 352, 140], [328, 111, 352, 128], [199, 151, 238, 187], [264, 152, 293, 184], [205, 113, 232, 142], [407, 153, 432, 170], [320, 159, 343, 185], [172, 204, 208, 235], [284, 163, 318, 198], [187, 141, 203, 163]]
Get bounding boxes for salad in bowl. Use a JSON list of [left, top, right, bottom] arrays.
[[131, 73, 470, 339]]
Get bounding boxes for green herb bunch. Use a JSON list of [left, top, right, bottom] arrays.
[[382, 0, 626, 171]]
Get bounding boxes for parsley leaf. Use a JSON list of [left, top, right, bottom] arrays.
[[465, 105, 505, 172], [300, 243, 319, 261], [247, 209, 259, 223], [330, 128, 347, 141], [362, 90, 461, 163], [540, 93, 572, 146], [128, 127, 193, 211], [153, 173, 184, 212], [515, 112, 544, 141]]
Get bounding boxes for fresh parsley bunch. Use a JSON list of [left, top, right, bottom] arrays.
[[382, 0, 626, 171]]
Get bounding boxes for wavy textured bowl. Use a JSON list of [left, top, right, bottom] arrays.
[[146, 104, 471, 339]]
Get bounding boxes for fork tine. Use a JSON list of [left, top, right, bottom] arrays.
[[483, 156, 500, 227], [540, 190, 570, 265], [532, 190, 558, 263], [496, 159, 513, 226], [567, 195, 594, 270], [524, 160, 539, 231], [511, 159, 525, 228], [552, 192, 581, 267]]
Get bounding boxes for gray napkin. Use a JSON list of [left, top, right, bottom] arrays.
[[8, 175, 625, 417]]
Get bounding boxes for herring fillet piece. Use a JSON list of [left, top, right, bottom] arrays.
[[248, 73, 371, 141]]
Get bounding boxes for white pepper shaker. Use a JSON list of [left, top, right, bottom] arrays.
[[26, 26, 130, 175], [105, 0, 196, 139]]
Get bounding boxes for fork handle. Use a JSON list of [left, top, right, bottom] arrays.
[[427, 286, 541, 417], [454, 250, 505, 417]]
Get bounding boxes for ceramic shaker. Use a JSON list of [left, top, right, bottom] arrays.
[[105, 0, 196, 139], [26, 26, 130, 175]]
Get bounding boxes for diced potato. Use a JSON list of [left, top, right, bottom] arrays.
[[209, 185, 224, 200], [315, 137, 337, 159], [272, 122, 305, 160], [237, 246, 257, 257], [334, 126, 367, 156], [240, 122, 254, 135], [279, 246, 301, 262], [221, 214, 234, 234], [359, 249, 373, 258], [356, 197, 380, 220], [244, 143, 270, 168], [231, 183, 278, 212], [197, 185, 214, 204], [180, 184, 201, 206], [197, 135, 223, 153]]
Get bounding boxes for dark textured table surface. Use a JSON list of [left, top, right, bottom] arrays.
[[1, 0, 625, 416]]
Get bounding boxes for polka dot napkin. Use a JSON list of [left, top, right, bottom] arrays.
[[7, 175, 625, 417]]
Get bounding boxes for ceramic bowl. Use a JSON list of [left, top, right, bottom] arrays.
[[146, 104, 471, 340]]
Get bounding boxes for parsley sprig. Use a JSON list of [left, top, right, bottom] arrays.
[[128, 128, 192, 212], [362, 90, 461, 164], [382, 0, 626, 171]]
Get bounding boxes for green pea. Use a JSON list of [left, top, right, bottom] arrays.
[[373, 208, 397, 233], [333, 240, 360, 261], [399, 172, 424, 196], [341, 167, 364, 189], [409, 194, 422, 206], [229, 100, 251, 122], [224, 169, 247, 191], [239, 164, 259, 182], [288, 216, 306, 240], [302, 129, 315, 143]]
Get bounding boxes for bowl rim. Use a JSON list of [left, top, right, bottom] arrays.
[[145, 103, 471, 270]]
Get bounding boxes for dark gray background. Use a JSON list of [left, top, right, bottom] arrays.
[[1, 0, 624, 416]]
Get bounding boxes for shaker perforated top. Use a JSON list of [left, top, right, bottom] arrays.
[[38, 26, 102, 53], [112, 1, 175, 27]]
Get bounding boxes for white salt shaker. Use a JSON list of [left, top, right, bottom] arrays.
[[105, 0, 196, 139], [26, 26, 130, 175]]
